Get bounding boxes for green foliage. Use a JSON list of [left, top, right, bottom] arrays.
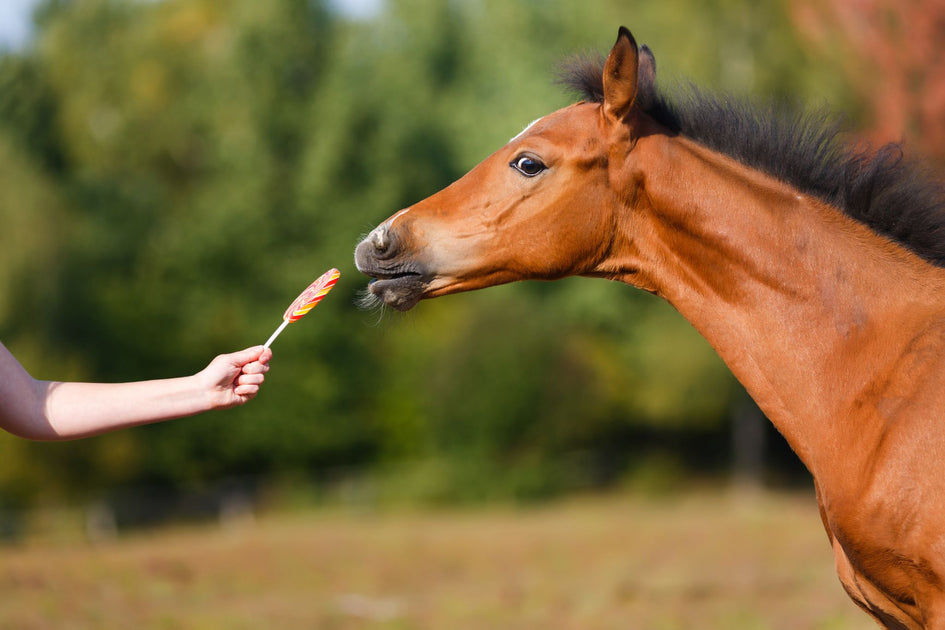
[[0, 0, 857, 506]]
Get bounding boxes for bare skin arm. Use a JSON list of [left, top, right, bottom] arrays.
[[0, 342, 271, 441]]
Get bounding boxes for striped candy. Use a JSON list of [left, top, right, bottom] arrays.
[[284, 268, 340, 322]]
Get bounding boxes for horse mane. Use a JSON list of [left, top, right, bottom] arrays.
[[559, 54, 945, 267]]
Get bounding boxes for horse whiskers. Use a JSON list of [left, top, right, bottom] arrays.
[[355, 286, 382, 310], [355, 287, 391, 324]]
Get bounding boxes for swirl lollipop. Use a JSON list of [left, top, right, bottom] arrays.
[[264, 268, 340, 348]]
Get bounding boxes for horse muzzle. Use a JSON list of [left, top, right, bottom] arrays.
[[354, 224, 429, 311]]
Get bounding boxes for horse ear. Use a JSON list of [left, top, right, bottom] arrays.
[[631, 44, 658, 111], [602, 26, 640, 122]]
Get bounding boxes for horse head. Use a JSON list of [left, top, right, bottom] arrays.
[[355, 27, 657, 310]]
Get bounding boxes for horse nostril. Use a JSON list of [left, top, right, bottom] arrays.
[[372, 225, 391, 252]]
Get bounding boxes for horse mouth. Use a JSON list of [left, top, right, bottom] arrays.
[[354, 234, 430, 311], [368, 271, 422, 283], [363, 270, 427, 311]]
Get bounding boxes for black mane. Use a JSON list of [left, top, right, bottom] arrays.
[[559, 55, 945, 267]]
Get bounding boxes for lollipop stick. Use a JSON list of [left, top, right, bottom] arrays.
[[264, 320, 290, 349]]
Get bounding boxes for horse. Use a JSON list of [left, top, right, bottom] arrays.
[[354, 27, 945, 629]]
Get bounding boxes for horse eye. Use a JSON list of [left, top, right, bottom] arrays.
[[510, 155, 546, 177]]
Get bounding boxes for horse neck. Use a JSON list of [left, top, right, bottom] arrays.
[[611, 134, 945, 477]]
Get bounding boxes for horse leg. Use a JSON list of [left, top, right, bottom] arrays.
[[816, 486, 918, 629], [916, 595, 945, 630], [830, 537, 917, 629]]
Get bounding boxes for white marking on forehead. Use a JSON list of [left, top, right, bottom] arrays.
[[509, 116, 544, 143], [386, 207, 411, 227]]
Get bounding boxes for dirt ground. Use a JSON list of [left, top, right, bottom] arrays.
[[0, 489, 870, 630]]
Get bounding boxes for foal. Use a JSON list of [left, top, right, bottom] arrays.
[[355, 27, 945, 629]]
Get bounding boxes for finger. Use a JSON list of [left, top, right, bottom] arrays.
[[227, 345, 266, 367], [237, 373, 265, 386], [233, 383, 260, 398], [242, 360, 270, 375]]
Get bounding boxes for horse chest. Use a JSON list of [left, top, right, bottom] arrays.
[[822, 490, 945, 628]]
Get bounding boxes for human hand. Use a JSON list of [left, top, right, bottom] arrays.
[[197, 346, 272, 410]]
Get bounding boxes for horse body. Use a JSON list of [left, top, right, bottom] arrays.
[[355, 27, 945, 628], [640, 133, 945, 629]]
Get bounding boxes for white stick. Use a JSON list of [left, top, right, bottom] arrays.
[[263, 320, 289, 349]]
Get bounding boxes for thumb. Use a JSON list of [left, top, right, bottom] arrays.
[[226, 345, 265, 367]]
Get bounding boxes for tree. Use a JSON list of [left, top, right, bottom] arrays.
[[791, 0, 945, 165]]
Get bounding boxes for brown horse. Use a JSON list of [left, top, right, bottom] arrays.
[[354, 27, 945, 629]]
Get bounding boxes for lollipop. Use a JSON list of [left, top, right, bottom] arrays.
[[263, 268, 340, 348]]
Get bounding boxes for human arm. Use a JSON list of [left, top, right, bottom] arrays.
[[0, 342, 271, 441]]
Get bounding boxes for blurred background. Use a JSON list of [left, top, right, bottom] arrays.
[[1, 0, 943, 533], [3, 1, 944, 627]]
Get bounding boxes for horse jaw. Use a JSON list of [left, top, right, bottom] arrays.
[[364, 275, 425, 311]]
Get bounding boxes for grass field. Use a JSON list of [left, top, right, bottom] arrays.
[[0, 489, 870, 630]]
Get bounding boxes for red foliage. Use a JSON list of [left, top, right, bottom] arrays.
[[791, 0, 945, 165]]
